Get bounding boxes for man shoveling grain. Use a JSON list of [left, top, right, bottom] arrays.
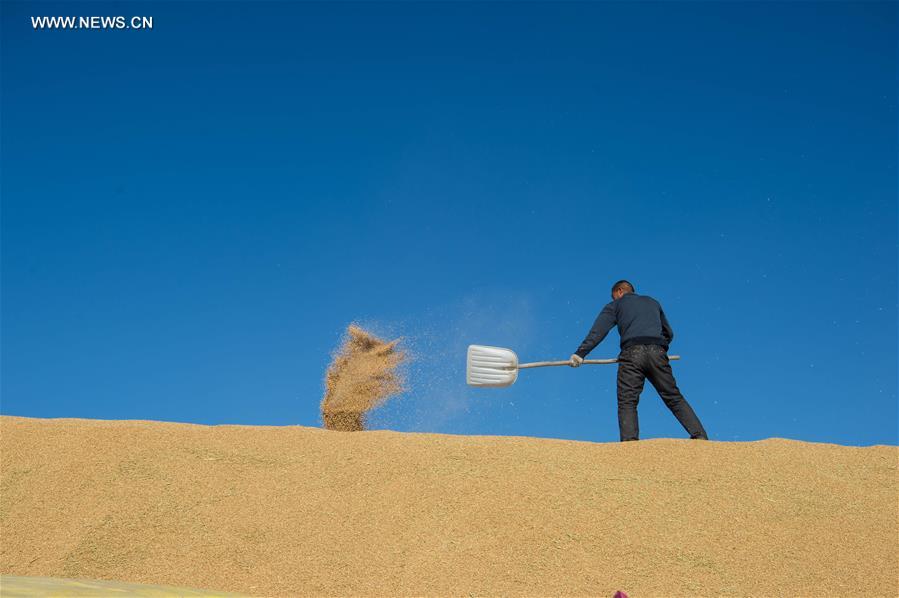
[[570, 280, 708, 442]]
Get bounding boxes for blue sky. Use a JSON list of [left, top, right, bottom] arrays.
[[2, 2, 896, 446]]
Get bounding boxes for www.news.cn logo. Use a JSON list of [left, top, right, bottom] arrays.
[[31, 16, 154, 30]]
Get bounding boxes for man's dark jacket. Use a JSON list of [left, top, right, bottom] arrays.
[[574, 292, 674, 358]]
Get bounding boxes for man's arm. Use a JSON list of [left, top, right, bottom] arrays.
[[574, 303, 617, 358], [660, 307, 674, 346]]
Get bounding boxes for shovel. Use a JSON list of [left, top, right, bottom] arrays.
[[466, 344, 680, 388]]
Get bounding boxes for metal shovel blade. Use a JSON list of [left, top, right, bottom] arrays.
[[466, 345, 519, 387]]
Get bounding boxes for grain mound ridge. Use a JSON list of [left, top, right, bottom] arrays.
[[1, 416, 896, 597]]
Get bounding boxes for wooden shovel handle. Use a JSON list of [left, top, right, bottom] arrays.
[[519, 356, 680, 369]]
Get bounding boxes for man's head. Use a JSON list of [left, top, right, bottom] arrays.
[[611, 280, 635, 301]]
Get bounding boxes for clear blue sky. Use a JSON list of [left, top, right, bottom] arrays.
[[2, 2, 896, 446]]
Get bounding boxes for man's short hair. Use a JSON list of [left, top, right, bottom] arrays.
[[612, 280, 635, 295]]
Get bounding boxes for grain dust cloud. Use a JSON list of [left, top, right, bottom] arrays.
[[321, 325, 406, 431]]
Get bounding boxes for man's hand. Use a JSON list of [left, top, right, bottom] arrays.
[[569, 354, 584, 368]]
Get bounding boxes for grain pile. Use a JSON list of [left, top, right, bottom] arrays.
[[1, 416, 897, 597], [321, 325, 405, 431]]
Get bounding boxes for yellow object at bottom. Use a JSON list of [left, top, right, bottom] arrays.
[[0, 575, 244, 597]]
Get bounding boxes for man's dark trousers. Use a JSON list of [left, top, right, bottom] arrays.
[[616, 344, 708, 441]]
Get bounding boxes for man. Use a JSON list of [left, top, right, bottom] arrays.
[[570, 280, 708, 441]]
